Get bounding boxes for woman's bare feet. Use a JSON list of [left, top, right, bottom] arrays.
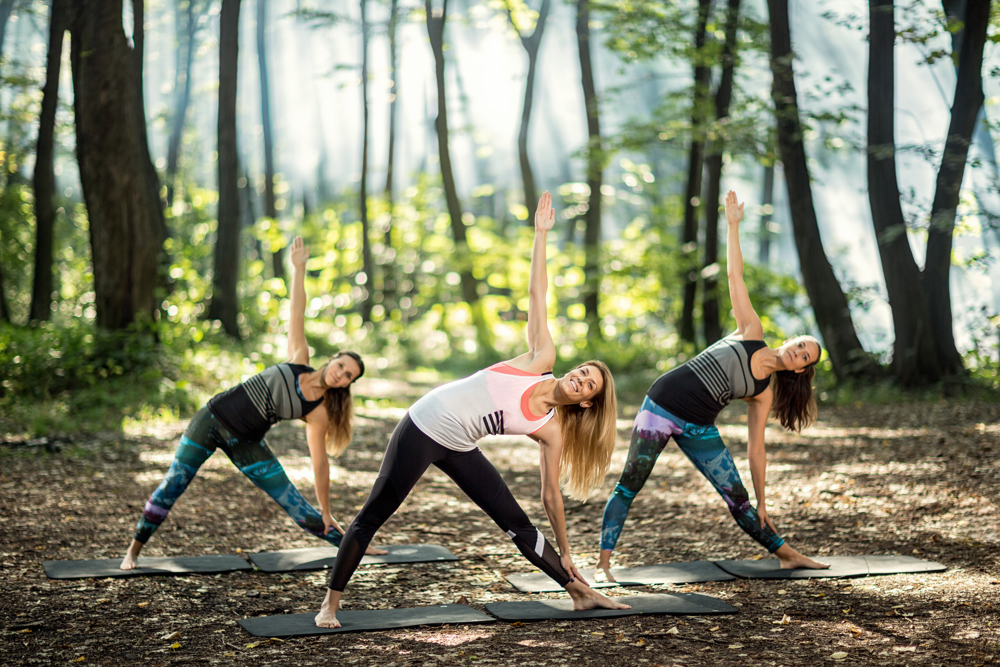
[[365, 545, 388, 556], [566, 580, 631, 611], [315, 589, 343, 628], [775, 543, 829, 570], [120, 539, 143, 570]]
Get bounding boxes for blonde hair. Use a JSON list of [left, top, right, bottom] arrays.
[[320, 352, 364, 456], [554, 360, 618, 502]]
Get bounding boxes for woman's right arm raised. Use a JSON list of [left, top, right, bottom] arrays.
[[725, 191, 763, 340], [287, 236, 310, 365], [506, 192, 557, 373]]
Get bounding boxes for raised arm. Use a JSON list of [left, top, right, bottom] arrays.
[[506, 192, 556, 373], [725, 191, 763, 340], [287, 236, 310, 364]]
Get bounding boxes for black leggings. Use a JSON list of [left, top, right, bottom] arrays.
[[327, 414, 571, 591]]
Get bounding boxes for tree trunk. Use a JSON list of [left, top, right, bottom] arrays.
[[130, 0, 169, 256], [701, 0, 740, 345], [508, 0, 551, 222], [0, 0, 15, 59], [256, 0, 284, 280], [922, 0, 988, 377], [679, 0, 712, 344], [758, 160, 774, 265], [30, 0, 69, 323], [359, 0, 374, 321], [576, 0, 603, 338], [768, 0, 878, 380], [166, 0, 198, 207], [382, 0, 399, 306], [426, 0, 492, 353], [70, 0, 162, 330], [867, 0, 943, 383], [209, 0, 241, 337]]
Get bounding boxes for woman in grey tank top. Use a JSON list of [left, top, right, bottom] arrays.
[[121, 237, 384, 569], [598, 191, 829, 578]]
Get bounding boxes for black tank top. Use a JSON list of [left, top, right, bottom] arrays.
[[208, 363, 323, 441], [647, 338, 771, 426]]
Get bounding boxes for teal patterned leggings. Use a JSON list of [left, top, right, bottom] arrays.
[[600, 396, 784, 553], [133, 407, 340, 546]]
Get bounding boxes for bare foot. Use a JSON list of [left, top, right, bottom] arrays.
[[595, 566, 617, 583], [315, 589, 343, 628], [596, 550, 616, 583], [566, 581, 631, 611], [776, 544, 829, 570], [314, 606, 341, 629], [365, 545, 388, 556], [120, 540, 143, 570]]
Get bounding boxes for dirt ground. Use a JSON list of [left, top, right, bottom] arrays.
[[2, 395, 1000, 666]]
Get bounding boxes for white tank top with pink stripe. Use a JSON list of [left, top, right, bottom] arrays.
[[407, 362, 556, 452]]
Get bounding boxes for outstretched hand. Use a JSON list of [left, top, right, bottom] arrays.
[[560, 554, 589, 587], [290, 236, 309, 270], [725, 190, 744, 227], [535, 191, 555, 232], [758, 504, 778, 534]]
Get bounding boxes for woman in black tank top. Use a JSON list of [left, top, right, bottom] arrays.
[[120, 237, 383, 569], [598, 191, 829, 577]]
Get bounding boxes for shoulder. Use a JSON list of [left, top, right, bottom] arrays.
[[501, 350, 555, 375]]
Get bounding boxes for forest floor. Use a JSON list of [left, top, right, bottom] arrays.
[[2, 383, 1000, 666]]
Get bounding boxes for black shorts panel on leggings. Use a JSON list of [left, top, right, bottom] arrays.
[[327, 414, 571, 591]]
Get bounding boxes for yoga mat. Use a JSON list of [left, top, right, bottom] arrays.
[[713, 555, 946, 580], [485, 593, 737, 621], [506, 560, 733, 593], [248, 544, 457, 573], [42, 555, 251, 580], [238, 604, 495, 637]]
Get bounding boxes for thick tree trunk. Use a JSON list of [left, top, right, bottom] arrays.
[[30, 0, 69, 323], [508, 0, 551, 223], [359, 0, 374, 321], [382, 0, 398, 306], [426, 0, 492, 353], [922, 0, 988, 377], [256, 0, 284, 280], [70, 0, 162, 330], [576, 0, 603, 338], [209, 0, 241, 337], [758, 160, 774, 265], [867, 0, 942, 383], [701, 0, 740, 345], [768, 0, 878, 380], [166, 0, 197, 207], [679, 0, 712, 344]]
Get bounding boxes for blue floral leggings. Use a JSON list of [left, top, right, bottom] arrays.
[[600, 396, 784, 553], [133, 407, 341, 546]]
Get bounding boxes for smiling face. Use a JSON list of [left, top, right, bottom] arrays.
[[558, 363, 605, 408], [777, 336, 821, 372], [323, 354, 362, 389]]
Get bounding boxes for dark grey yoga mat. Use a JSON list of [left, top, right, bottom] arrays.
[[238, 604, 495, 637], [248, 544, 458, 573], [506, 560, 734, 593], [713, 555, 946, 580], [485, 593, 737, 621], [42, 555, 251, 580]]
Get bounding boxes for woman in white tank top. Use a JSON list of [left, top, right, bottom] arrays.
[[314, 192, 629, 628]]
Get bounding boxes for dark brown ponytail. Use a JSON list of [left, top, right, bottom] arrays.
[[770, 364, 817, 432], [321, 351, 365, 456]]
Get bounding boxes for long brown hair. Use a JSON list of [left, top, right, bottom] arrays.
[[554, 361, 618, 502], [320, 351, 365, 456], [770, 363, 817, 432]]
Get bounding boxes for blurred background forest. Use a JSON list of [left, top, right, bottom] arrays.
[[1, 0, 999, 436]]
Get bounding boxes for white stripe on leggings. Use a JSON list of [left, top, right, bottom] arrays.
[[534, 530, 545, 557]]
